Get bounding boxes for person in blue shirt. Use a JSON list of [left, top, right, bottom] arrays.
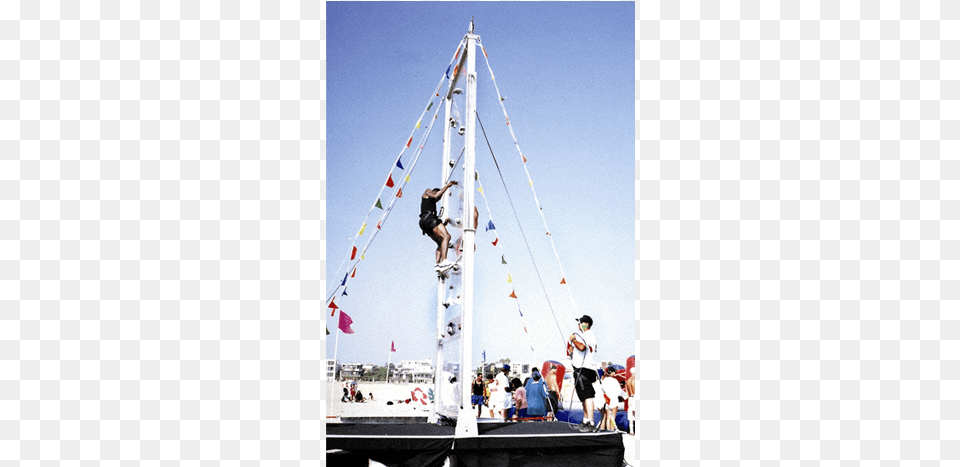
[[524, 368, 548, 419]]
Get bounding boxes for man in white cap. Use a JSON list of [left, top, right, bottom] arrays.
[[567, 315, 598, 432]]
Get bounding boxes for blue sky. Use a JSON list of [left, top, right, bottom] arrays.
[[326, 2, 635, 370]]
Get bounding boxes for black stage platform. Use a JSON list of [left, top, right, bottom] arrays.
[[327, 420, 624, 467]]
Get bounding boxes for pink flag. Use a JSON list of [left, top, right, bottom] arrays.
[[338, 311, 355, 334], [391, 341, 396, 352]]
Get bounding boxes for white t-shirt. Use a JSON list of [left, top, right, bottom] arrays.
[[571, 328, 597, 369], [600, 376, 623, 407]]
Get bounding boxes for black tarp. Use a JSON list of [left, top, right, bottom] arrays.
[[327, 421, 624, 467]]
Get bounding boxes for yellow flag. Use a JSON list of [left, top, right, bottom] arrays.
[[405, 174, 411, 182], [358, 223, 366, 236], [416, 119, 421, 129], [529, 180, 533, 186], [507, 274, 512, 283], [477, 186, 483, 194]]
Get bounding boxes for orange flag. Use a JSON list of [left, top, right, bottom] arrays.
[[509, 290, 517, 299], [406, 136, 412, 148], [560, 278, 566, 284], [396, 187, 403, 198]]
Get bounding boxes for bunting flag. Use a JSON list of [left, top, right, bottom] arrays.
[[453, 65, 459, 77], [391, 341, 396, 352], [328, 300, 338, 316], [396, 187, 403, 198], [455, 47, 461, 60], [386, 174, 395, 188], [506, 117, 510, 125], [501, 256, 506, 264], [351, 268, 356, 278], [406, 136, 412, 148], [486, 220, 496, 231], [404, 174, 410, 182], [482, 351, 485, 361], [492, 238, 498, 246], [482, 46, 488, 58], [509, 290, 517, 299], [358, 223, 366, 236], [560, 277, 566, 284], [375, 199, 383, 210], [507, 274, 512, 283], [338, 311, 355, 334], [341, 272, 348, 286], [445, 64, 451, 78], [377, 220, 382, 229], [351, 246, 357, 260], [477, 186, 483, 194], [342, 289, 347, 296], [396, 159, 404, 170], [416, 119, 421, 129], [522, 154, 528, 163], [326, 327, 330, 335], [427, 102, 433, 111]]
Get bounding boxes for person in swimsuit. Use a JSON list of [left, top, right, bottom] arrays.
[[420, 180, 458, 270]]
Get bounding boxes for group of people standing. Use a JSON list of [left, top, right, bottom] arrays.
[[470, 363, 563, 421]]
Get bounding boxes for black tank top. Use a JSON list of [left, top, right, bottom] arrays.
[[420, 195, 438, 217]]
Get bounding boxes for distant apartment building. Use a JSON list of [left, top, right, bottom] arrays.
[[340, 362, 363, 380], [395, 358, 434, 384], [325, 359, 339, 381]]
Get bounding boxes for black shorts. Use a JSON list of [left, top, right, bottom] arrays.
[[419, 214, 441, 235], [547, 391, 559, 413], [573, 367, 597, 400]]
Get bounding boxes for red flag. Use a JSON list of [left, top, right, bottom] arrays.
[[328, 300, 338, 316], [492, 238, 498, 246], [509, 290, 517, 299], [522, 154, 528, 163], [560, 278, 566, 284], [377, 221, 381, 230], [386, 174, 395, 188], [351, 268, 356, 278], [338, 311, 355, 334], [406, 136, 412, 148], [391, 341, 396, 352], [351, 246, 357, 260], [396, 187, 403, 198]]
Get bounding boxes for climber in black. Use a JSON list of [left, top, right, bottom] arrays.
[[420, 180, 457, 270]]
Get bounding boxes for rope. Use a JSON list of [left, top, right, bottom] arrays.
[[477, 37, 582, 325], [476, 112, 566, 349]]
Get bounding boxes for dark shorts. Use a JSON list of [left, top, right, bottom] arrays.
[[471, 395, 483, 406], [547, 391, 559, 413], [419, 213, 441, 235], [573, 367, 597, 400]]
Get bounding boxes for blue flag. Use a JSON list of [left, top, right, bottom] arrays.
[[396, 159, 404, 170], [485, 220, 495, 231], [482, 351, 486, 362], [342, 272, 348, 286]]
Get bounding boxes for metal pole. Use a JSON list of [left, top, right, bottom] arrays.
[[455, 23, 479, 438]]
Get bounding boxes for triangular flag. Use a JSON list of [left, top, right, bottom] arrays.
[[427, 102, 433, 111], [326, 327, 330, 335], [501, 256, 506, 264], [509, 290, 517, 299], [351, 268, 356, 278], [342, 289, 347, 296], [375, 199, 383, 210], [391, 341, 396, 352], [377, 221, 381, 229], [492, 238, 498, 246], [386, 174, 395, 188], [475, 171, 479, 180], [482, 46, 488, 58], [405, 174, 410, 182], [358, 223, 366, 236], [416, 119, 421, 129], [406, 136, 412, 148], [338, 311, 355, 334], [560, 277, 566, 284], [486, 220, 496, 232], [477, 186, 483, 194], [445, 64, 451, 78], [507, 274, 512, 283], [341, 272, 348, 286], [328, 300, 338, 316], [396, 187, 403, 198], [506, 117, 510, 125], [351, 246, 357, 260], [455, 47, 461, 60], [522, 154, 528, 163], [396, 159, 404, 170]]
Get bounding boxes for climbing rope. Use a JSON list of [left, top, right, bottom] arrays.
[[476, 112, 567, 349]]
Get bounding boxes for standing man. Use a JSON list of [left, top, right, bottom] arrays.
[[419, 180, 458, 271], [471, 373, 485, 417], [544, 363, 561, 421], [567, 315, 598, 432]]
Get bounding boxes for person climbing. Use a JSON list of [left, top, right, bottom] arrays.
[[420, 180, 458, 271]]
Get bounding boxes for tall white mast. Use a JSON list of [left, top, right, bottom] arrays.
[[455, 18, 479, 438]]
